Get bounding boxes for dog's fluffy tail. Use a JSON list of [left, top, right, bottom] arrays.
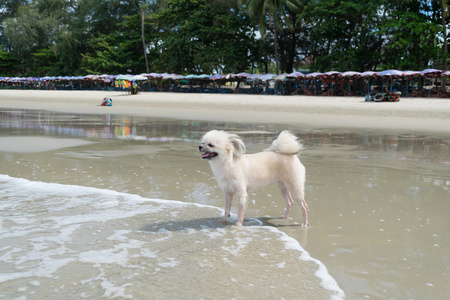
[[266, 130, 303, 155]]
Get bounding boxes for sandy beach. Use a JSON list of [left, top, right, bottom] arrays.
[[1, 90, 449, 299], [1, 90, 449, 133]]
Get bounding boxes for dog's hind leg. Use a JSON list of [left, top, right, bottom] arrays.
[[277, 181, 294, 219], [287, 181, 308, 226], [294, 192, 308, 226], [298, 198, 308, 226]]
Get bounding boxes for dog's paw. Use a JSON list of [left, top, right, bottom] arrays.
[[300, 222, 308, 227], [277, 215, 290, 220], [233, 222, 243, 229]]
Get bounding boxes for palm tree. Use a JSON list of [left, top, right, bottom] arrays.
[[439, 0, 448, 91], [246, 0, 301, 74], [141, 5, 149, 73]]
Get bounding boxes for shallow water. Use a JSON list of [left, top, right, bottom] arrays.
[[0, 109, 449, 299]]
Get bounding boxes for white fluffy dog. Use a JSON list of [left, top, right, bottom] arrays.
[[199, 130, 308, 227]]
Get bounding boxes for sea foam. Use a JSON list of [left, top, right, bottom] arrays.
[[0, 174, 343, 299]]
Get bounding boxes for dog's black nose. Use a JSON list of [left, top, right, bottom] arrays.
[[198, 146, 203, 151]]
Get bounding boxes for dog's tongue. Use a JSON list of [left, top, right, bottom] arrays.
[[201, 152, 214, 159]]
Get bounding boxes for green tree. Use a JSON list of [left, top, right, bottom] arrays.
[[31, 47, 60, 76], [1, 0, 448, 76], [2, 0, 146, 76], [148, 0, 256, 74], [0, 48, 22, 76], [141, 5, 150, 73], [61, 0, 145, 75], [378, 0, 440, 70], [0, 0, 28, 48], [3, 3, 57, 55], [245, 0, 302, 74], [301, 0, 384, 72], [438, 0, 449, 70], [2, 0, 78, 75], [438, 0, 449, 91], [80, 14, 144, 74], [303, 0, 441, 72]]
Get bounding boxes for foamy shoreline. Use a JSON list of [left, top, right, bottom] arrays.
[[1, 90, 449, 133]]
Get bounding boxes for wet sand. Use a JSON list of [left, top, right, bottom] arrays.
[[0, 108, 449, 299], [0, 136, 93, 153], [1, 91, 450, 299], [0, 112, 346, 299], [1, 90, 449, 133]]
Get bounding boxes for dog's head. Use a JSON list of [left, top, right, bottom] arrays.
[[199, 130, 246, 160]]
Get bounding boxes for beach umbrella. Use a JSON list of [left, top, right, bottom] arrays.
[[140, 73, 162, 78], [341, 71, 361, 78], [360, 71, 377, 94], [360, 71, 377, 78], [101, 74, 117, 81], [257, 74, 276, 81], [420, 68, 442, 78], [185, 74, 211, 80], [305, 72, 322, 78], [399, 71, 421, 97], [210, 74, 225, 80], [160, 73, 184, 80], [320, 71, 342, 95], [235, 72, 252, 78], [376, 70, 405, 77], [274, 74, 288, 81], [116, 74, 147, 81], [224, 73, 234, 80], [322, 71, 341, 78], [304, 73, 322, 96], [419, 69, 444, 96], [340, 71, 361, 95], [132, 75, 148, 81], [376, 70, 406, 92], [115, 74, 134, 81], [83, 74, 96, 79], [286, 71, 305, 78], [246, 74, 261, 81], [403, 71, 421, 77], [160, 73, 171, 79]]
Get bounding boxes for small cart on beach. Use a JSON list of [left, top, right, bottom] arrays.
[[365, 91, 401, 102]]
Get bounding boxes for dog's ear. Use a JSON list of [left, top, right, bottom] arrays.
[[228, 134, 246, 158]]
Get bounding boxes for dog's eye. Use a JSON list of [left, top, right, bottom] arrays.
[[208, 143, 215, 148]]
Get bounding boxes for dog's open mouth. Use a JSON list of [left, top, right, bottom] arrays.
[[201, 151, 218, 159]]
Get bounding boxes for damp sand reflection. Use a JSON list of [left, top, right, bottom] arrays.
[[0, 109, 449, 299]]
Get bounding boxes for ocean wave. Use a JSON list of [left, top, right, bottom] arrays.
[[0, 174, 343, 299]]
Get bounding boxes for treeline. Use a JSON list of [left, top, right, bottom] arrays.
[[0, 0, 448, 77]]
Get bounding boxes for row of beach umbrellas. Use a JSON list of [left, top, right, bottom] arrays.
[[0, 69, 447, 83]]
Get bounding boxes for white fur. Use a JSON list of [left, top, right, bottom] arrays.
[[199, 130, 308, 228]]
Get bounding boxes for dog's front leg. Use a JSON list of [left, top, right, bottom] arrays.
[[235, 192, 247, 228], [222, 192, 233, 224]]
